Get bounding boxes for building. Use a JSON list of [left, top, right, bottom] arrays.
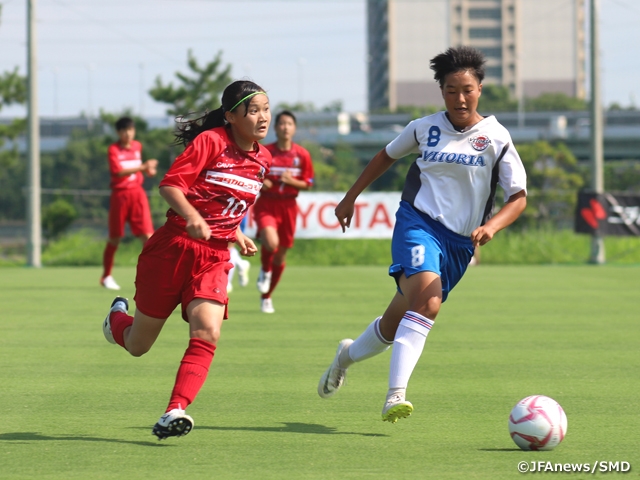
[[367, 0, 586, 111]]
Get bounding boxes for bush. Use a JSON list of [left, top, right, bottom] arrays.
[[41, 229, 143, 266], [18, 229, 640, 267], [42, 199, 78, 240]]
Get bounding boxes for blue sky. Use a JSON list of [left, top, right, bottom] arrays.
[[0, 0, 638, 118]]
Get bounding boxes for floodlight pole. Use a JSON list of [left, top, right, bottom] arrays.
[[589, 0, 605, 264], [26, 0, 41, 267]]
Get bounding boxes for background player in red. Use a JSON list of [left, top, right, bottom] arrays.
[[101, 80, 271, 440], [101, 116, 158, 290], [253, 110, 314, 313]]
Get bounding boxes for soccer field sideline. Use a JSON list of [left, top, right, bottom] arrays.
[[0, 265, 638, 479]]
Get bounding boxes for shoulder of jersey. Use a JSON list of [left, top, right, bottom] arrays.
[[201, 126, 227, 140], [258, 143, 273, 158], [190, 127, 229, 149], [293, 143, 311, 156], [476, 115, 512, 141], [413, 111, 447, 128]]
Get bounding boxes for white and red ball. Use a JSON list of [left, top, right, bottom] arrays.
[[508, 395, 567, 451]]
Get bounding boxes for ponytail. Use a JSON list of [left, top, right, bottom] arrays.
[[173, 108, 225, 146], [172, 80, 267, 147]]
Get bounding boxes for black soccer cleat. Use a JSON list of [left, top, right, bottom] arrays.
[[152, 409, 194, 440]]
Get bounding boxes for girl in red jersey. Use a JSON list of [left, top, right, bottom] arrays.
[[253, 110, 314, 313], [101, 80, 271, 440], [101, 116, 158, 291]]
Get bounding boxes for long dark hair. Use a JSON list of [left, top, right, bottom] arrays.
[[430, 46, 486, 87], [174, 80, 266, 146]]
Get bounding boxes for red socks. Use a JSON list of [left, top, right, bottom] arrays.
[[260, 245, 276, 272], [166, 338, 216, 412], [110, 311, 133, 348], [263, 263, 285, 298], [102, 243, 118, 278]]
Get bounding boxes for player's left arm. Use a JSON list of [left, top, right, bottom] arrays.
[[470, 190, 526, 247], [143, 158, 158, 177], [280, 172, 310, 190], [280, 148, 314, 191], [235, 226, 257, 256]]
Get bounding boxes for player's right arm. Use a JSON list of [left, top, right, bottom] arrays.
[[336, 121, 419, 232], [108, 144, 156, 177], [335, 148, 396, 232], [159, 185, 211, 240]]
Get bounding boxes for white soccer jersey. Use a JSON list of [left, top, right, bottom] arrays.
[[386, 111, 527, 237]]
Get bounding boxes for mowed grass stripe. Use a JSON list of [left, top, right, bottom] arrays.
[[0, 265, 638, 479]]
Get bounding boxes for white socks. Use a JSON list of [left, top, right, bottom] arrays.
[[336, 310, 435, 400], [229, 246, 242, 266], [339, 317, 392, 368], [388, 311, 434, 391]]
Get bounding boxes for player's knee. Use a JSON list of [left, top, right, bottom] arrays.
[[192, 328, 221, 345], [127, 343, 151, 357], [197, 330, 220, 345], [410, 297, 441, 320], [265, 239, 279, 252]]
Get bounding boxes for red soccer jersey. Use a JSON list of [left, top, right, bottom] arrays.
[[160, 126, 271, 242], [108, 140, 144, 190], [262, 142, 314, 199]]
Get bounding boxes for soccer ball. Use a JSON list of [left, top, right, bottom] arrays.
[[508, 395, 567, 451]]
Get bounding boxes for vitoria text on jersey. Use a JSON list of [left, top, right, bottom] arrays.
[[385, 111, 527, 237], [160, 126, 271, 242]]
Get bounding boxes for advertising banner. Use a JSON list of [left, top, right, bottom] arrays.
[[575, 191, 640, 236], [244, 192, 401, 239]]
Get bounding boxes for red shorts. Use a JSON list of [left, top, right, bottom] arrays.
[[253, 196, 298, 248], [134, 224, 231, 322], [108, 187, 154, 238]]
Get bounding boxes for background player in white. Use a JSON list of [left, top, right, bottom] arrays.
[[317, 46, 527, 423], [227, 216, 251, 293]]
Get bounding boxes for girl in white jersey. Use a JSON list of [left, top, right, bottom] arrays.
[[318, 47, 527, 423]]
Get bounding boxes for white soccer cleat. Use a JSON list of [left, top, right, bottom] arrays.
[[382, 393, 414, 424], [261, 297, 275, 314], [256, 269, 272, 294], [152, 408, 194, 440], [101, 275, 121, 290], [317, 339, 354, 398], [103, 296, 128, 344], [238, 260, 251, 287]]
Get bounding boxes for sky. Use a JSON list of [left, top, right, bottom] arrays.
[[0, 0, 639, 119]]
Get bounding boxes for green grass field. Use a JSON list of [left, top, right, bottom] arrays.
[[1, 265, 639, 479]]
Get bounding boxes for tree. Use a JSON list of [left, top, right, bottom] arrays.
[[478, 84, 518, 112], [526, 93, 587, 112], [300, 141, 360, 191], [38, 111, 174, 225], [372, 105, 440, 119], [275, 100, 345, 113], [0, 67, 27, 220], [149, 50, 233, 116], [513, 141, 585, 228]]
